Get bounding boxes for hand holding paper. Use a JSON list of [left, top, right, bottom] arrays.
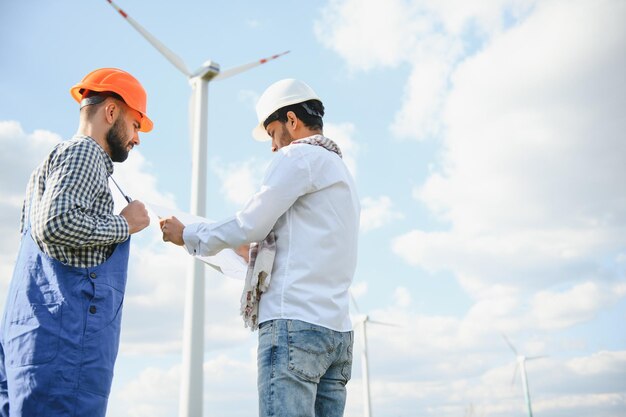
[[160, 216, 185, 246], [147, 203, 248, 281]]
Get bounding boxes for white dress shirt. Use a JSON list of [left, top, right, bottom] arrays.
[[183, 141, 360, 331]]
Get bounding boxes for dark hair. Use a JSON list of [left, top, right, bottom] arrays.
[[81, 91, 125, 117], [263, 99, 325, 131]]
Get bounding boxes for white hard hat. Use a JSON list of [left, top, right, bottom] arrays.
[[252, 78, 321, 141]]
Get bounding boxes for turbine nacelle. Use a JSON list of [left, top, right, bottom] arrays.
[[191, 61, 221, 81]]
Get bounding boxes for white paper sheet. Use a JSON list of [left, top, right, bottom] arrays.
[[146, 203, 247, 281]]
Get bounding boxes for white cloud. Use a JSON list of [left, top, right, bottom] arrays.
[[387, 300, 626, 413], [211, 157, 268, 206], [109, 351, 259, 417], [392, 0, 626, 303], [350, 281, 368, 299], [531, 282, 625, 330], [0, 121, 61, 196], [568, 350, 626, 377], [393, 286, 412, 308], [345, 297, 626, 417], [390, 50, 455, 139], [534, 394, 626, 415], [566, 351, 626, 377], [316, 0, 537, 140], [325, 121, 359, 178], [360, 195, 403, 232], [315, 0, 421, 72], [110, 365, 180, 417]]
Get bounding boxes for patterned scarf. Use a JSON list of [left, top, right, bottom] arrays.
[[239, 135, 343, 330], [292, 134, 343, 158]]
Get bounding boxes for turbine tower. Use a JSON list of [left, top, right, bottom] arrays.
[[352, 313, 372, 417], [351, 294, 399, 417], [502, 335, 546, 417], [105, 2, 288, 416]]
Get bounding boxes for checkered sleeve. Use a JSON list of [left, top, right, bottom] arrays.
[[32, 140, 129, 249]]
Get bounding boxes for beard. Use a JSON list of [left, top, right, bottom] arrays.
[[106, 117, 130, 162], [278, 123, 294, 148]]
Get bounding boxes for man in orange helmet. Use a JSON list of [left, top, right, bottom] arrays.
[[0, 68, 152, 416]]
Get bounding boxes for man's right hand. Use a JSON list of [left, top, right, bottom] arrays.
[[120, 200, 150, 234]]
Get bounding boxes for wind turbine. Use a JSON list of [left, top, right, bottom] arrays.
[[350, 293, 400, 417], [502, 335, 546, 417], [463, 402, 485, 417], [104, 2, 288, 416]]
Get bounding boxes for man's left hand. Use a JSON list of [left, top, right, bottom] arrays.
[[160, 216, 185, 246]]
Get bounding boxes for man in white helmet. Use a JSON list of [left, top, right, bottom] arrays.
[[161, 79, 360, 416]]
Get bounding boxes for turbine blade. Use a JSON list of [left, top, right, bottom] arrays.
[[501, 334, 518, 355], [213, 51, 290, 81], [367, 319, 402, 328], [105, 0, 191, 76], [526, 355, 548, 361], [349, 290, 362, 314], [511, 361, 519, 387]]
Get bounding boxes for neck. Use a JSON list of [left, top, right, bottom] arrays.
[[77, 119, 110, 155], [293, 128, 322, 140]]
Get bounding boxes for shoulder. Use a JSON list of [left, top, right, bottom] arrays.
[[48, 136, 107, 171], [281, 142, 335, 163], [288, 143, 342, 171], [65, 136, 103, 156], [269, 144, 321, 173]]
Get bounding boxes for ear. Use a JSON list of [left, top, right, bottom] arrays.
[[286, 111, 298, 131], [103, 99, 120, 125]]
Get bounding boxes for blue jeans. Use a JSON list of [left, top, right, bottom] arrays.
[[257, 319, 354, 417]]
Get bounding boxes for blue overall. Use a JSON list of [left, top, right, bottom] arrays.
[[0, 224, 130, 416]]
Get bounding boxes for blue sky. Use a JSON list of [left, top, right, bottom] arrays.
[[1, 0, 625, 416]]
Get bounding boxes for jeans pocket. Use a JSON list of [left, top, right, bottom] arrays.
[[6, 301, 62, 367], [287, 320, 334, 382], [258, 321, 274, 338]]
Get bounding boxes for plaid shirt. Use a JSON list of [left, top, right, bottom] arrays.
[[20, 135, 129, 267]]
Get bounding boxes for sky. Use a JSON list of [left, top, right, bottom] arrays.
[[1, 0, 625, 416]]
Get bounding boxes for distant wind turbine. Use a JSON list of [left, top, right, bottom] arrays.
[[104, 2, 288, 416], [350, 293, 400, 417], [502, 335, 546, 417], [463, 402, 485, 417]]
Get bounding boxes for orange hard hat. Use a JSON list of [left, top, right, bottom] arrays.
[[70, 68, 153, 132]]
